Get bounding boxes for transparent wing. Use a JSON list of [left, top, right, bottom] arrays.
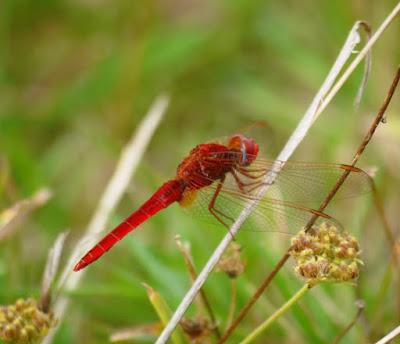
[[184, 174, 341, 234], [181, 152, 371, 233], [200, 151, 372, 207]]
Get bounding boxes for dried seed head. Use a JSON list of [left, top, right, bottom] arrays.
[[289, 223, 363, 283], [217, 243, 245, 279], [180, 315, 212, 343], [0, 298, 56, 343]]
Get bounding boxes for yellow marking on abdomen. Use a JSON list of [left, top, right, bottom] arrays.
[[179, 189, 198, 208]]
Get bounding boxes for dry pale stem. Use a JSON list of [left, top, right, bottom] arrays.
[[39, 232, 68, 313], [374, 325, 400, 344], [41, 95, 169, 344], [110, 323, 160, 342]]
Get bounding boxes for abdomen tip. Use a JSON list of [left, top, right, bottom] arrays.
[[73, 261, 86, 272]]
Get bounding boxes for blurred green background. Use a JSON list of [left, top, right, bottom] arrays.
[[1, 1, 399, 343]]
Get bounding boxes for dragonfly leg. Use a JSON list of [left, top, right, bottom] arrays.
[[232, 169, 268, 194], [237, 166, 267, 179], [208, 176, 236, 239], [235, 168, 279, 193], [230, 170, 246, 193]]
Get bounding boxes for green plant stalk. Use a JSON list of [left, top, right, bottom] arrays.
[[239, 283, 313, 344], [144, 284, 187, 344]]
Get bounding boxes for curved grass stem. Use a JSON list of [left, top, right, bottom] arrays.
[[239, 283, 312, 344], [331, 300, 365, 344]]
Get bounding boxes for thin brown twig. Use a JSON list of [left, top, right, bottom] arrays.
[[306, 65, 400, 240], [175, 236, 221, 339], [218, 68, 400, 344], [225, 278, 237, 333], [218, 252, 291, 343], [331, 300, 365, 344]]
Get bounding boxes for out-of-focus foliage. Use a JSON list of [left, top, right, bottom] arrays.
[[0, 1, 399, 343]]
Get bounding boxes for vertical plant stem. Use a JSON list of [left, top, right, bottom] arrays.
[[218, 252, 291, 343], [239, 283, 312, 344], [39, 232, 68, 313]]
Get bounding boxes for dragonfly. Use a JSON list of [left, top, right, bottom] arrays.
[[74, 134, 371, 271]]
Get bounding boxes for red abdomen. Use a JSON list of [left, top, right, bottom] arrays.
[[74, 179, 185, 271]]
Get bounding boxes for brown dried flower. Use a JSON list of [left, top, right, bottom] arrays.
[[217, 243, 245, 279], [180, 315, 213, 343]]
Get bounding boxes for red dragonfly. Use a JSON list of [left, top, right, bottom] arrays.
[[74, 134, 370, 271]]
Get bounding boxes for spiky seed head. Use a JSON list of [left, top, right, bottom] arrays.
[[289, 223, 363, 284], [0, 298, 56, 343]]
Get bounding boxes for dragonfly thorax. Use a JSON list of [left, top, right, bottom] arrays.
[[177, 143, 234, 190]]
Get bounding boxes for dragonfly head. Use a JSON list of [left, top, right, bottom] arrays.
[[228, 134, 259, 166]]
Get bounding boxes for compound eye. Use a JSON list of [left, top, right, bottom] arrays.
[[241, 143, 248, 165]]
